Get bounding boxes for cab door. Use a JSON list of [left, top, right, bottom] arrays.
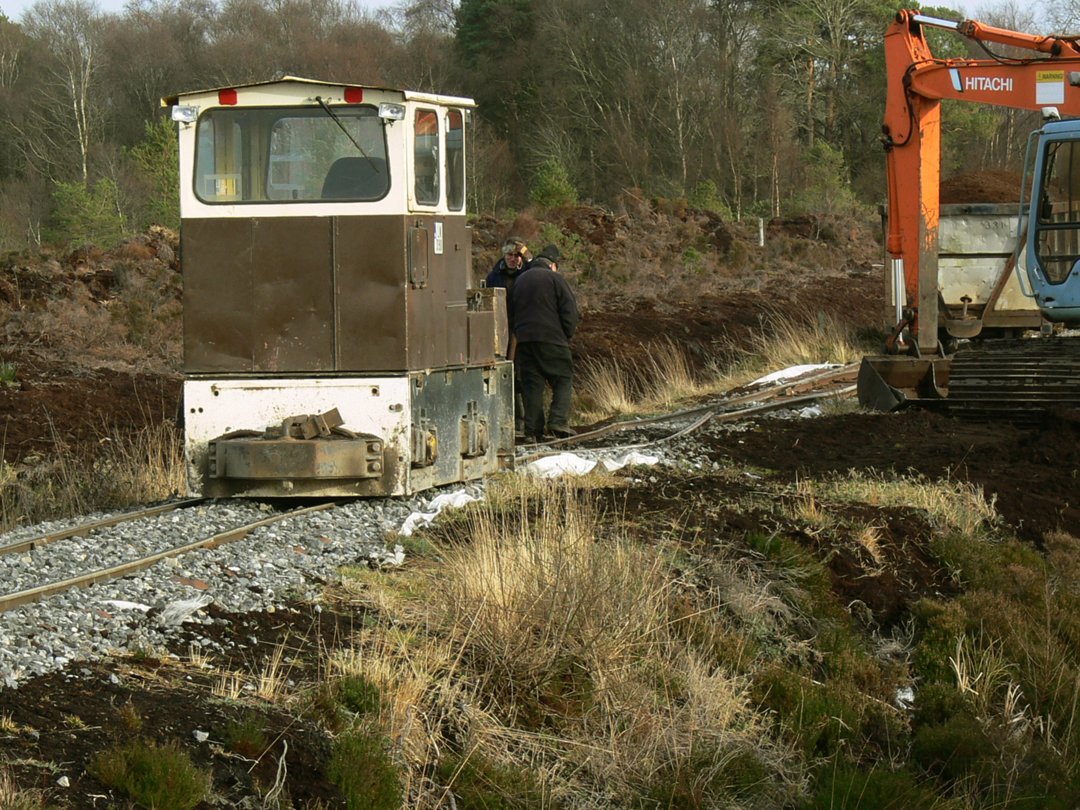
[[408, 107, 441, 211]]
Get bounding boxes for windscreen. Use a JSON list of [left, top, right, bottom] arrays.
[[194, 106, 389, 203], [1034, 139, 1080, 284]]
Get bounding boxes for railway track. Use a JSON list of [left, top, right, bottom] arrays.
[[0, 498, 205, 557], [0, 500, 334, 613], [529, 362, 858, 453], [0, 362, 855, 613], [0, 361, 858, 687], [0, 495, 411, 685]]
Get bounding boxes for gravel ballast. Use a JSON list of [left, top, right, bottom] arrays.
[[0, 492, 436, 688]]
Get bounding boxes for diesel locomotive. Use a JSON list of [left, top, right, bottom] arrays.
[[164, 76, 514, 497]]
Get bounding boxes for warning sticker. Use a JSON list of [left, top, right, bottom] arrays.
[[1037, 70, 1065, 105]]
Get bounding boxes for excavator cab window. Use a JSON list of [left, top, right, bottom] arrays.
[[1033, 139, 1080, 284]]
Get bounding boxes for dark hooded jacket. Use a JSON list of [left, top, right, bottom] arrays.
[[511, 257, 580, 346]]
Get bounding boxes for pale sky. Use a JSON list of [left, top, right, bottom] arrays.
[[941, 1, 1056, 24], [0, 0, 1068, 32], [1, 0, 397, 22]]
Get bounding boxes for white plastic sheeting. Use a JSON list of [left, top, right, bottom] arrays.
[[399, 489, 481, 536], [750, 363, 837, 386], [397, 452, 661, 534], [524, 451, 660, 478]]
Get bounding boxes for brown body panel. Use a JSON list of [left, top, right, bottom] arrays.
[[182, 218, 257, 369], [182, 215, 472, 374], [335, 217, 409, 370], [253, 218, 335, 371]]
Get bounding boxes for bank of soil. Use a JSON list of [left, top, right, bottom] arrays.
[[941, 169, 1023, 204], [0, 356, 179, 462]]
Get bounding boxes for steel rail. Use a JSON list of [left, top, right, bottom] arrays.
[[521, 383, 858, 463], [0, 498, 207, 558], [536, 363, 858, 450], [0, 502, 335, 613]]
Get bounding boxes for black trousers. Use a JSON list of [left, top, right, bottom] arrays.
[[517, 341, 573, 437]]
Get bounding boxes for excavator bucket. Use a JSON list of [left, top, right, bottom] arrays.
[[857, 356, 951, 411]]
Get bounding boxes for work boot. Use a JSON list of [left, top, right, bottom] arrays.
[[549, 425, 576, 438]]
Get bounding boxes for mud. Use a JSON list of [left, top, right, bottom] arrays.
[[0, 353, 180, 463], [697, 408, 1079, 546], [940, 169, 1024, 204]]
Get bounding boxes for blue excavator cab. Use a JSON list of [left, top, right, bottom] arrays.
[[1023, 119, 1080, 324]]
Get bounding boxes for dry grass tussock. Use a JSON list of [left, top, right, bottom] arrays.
[[211, 638, 298, 703], [821, 469, 1000, 538], [576, 311, 863, 422], [0, 768, 46, 810], [748, 308, 866, 370], [0, 420, 185, 532], [576, 337, 702, 420], [339, 477, 804, 807]]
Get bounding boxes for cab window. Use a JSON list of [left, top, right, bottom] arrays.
[[194, 105, 389, 203], [446, 109, 465, 211], [1035, 139, 1080, 283], [414, 109, 440, 206]]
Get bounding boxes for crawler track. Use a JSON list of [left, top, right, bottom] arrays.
[[945, 338, 1080, 423], [0, 501, 334, 612]]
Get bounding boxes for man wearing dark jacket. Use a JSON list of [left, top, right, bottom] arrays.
[[512, 244, 580, 441], [485, 237, 530, 435]]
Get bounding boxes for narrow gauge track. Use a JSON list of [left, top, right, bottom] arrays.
[[0, 365, 856, 614], [0, 501, 334, 613], [528, 362, 858, 454], [0, 498, 205, 557]]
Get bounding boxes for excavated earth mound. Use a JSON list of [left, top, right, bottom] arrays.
[[940, 169, 1024, 204]]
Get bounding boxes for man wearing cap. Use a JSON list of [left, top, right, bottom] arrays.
[[512, 244, 580, 441], [486, 237, 530, 435]]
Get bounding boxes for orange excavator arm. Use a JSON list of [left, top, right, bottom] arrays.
[[882, 9, 1080, 354]]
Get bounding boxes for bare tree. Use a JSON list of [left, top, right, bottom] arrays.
[[764, 0, 867, 148], [536, 0, 728, 199], [641, 0, 716, 193], [0, 15, 25, 88], [388, 0, 458, 91], [20, 0, 104, 183], [975, 2, 1046, 170]]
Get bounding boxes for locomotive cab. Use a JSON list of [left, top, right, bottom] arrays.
[[164, 77, 513, 497]]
